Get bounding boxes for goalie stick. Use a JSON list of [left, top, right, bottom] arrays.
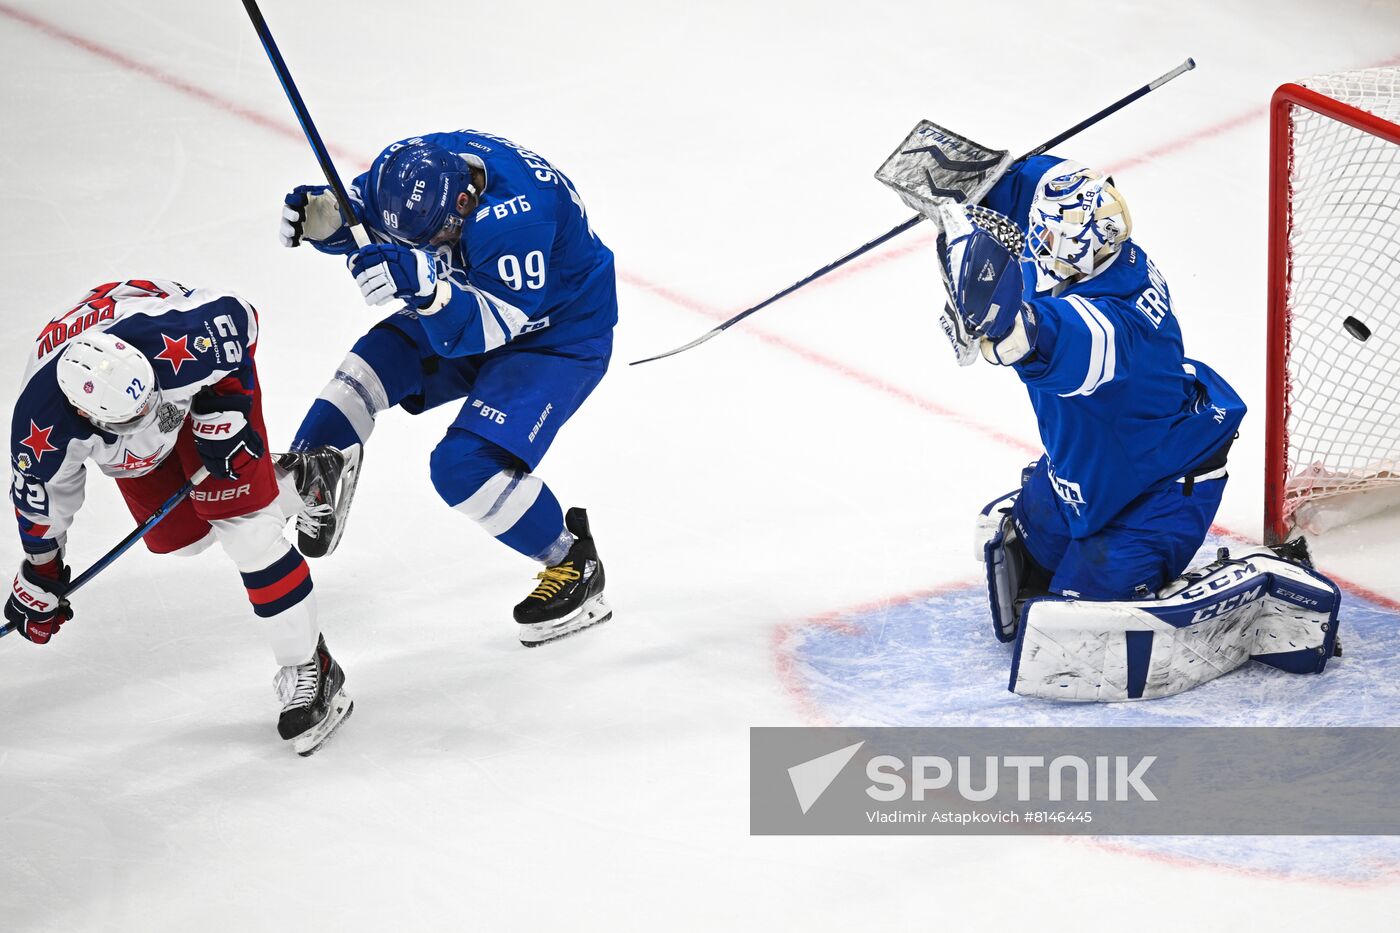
[[630, 57, 1196, 366], [1, 468, 211, 640], [240, 0, 370, 249]]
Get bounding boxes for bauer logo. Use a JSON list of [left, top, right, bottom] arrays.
[[750, 727, 1400, 835]]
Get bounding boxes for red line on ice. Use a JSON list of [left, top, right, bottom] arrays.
[[0, 1, 359, 164]]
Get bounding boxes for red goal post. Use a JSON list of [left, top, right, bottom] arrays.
[[1266, 69, 1400, 545]]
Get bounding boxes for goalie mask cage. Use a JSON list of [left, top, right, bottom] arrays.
[[1266, 67, 1400, 545]]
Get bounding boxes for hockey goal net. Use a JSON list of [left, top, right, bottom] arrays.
[[1266, 66, 1400, 544]]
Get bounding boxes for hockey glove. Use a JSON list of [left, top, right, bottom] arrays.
[[281, 185, 358, 255], [190, 388, 266, 481], [5, 559, 73, 645], [349, 243, 445, 312], [980, 305, 1039, 366], [939, 204, 1027, 340]]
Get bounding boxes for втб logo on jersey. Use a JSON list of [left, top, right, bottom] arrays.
[[471, 398, 506, 425], [1047, 465, 1087, 516]]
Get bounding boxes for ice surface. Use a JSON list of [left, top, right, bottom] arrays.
[[2, 1, 1400, 930]]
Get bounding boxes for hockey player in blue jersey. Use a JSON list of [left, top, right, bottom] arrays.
[[277, 130, 614, 645], [940, 156, 1246, 637]]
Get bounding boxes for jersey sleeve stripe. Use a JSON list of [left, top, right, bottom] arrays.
[[477, 295, 508, 352], [462, 285, 531, 353], [1058, 295, 1116, 398]]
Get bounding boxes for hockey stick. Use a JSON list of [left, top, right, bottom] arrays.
[[0, 468, 210, 639], [240, 0, 370, 248], [630, 57, 1197, 366]]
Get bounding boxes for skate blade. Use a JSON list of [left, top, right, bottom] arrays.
[[292, 689, 354, 757], [519, 594, 612, 647], [307, 446, 363, 560]]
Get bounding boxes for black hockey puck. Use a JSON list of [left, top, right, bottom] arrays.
[[1343, 316, 1372, 341]]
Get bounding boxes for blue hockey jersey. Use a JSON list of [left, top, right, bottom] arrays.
[[350, 130, 617, 357], [10, 280, 260, 556], [981, 156, 1245, 538]]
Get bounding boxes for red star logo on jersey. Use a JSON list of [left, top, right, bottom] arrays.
[[154, 333, 196, 374], [19, 421, 57, 462], [117, 448, 164, 472]]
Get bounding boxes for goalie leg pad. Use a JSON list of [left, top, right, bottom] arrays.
[[977, 489, 1051, 643], [1009, 548, 1342, 702]]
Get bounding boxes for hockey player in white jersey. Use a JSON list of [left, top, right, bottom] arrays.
[[7, 279, 352, 754]]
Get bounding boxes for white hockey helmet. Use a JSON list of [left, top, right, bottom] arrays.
[[1026, 166, 1132, 291], [56, 331, 161, 435]]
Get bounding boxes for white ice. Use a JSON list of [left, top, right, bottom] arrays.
[[3, 1, 1400, 929]]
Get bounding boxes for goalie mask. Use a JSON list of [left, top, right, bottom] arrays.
[[57, 331, 162, 436], [1026, 166, 1132, 291]]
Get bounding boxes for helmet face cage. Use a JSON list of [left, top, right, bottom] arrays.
[[428, 208, 465, 247], [1026, 169, 1131, 289]]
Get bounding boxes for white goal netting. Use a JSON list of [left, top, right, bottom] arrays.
[[1280, 66, 1400, 536]]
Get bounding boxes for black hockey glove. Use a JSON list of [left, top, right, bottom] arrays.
[[190, 388, 266, 481], [5, 559, 74, 645]]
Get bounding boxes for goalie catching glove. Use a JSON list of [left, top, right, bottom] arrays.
[[937, 203, 1039, 366]]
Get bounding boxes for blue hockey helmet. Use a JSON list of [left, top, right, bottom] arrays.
[[366, 141, 476, 246]]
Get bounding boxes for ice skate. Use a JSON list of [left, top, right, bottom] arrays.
[[514, 507, 611, 646], [274, 634, 353, 756], [1268, 535, 1314, 568], [277, 444, 362, 558]]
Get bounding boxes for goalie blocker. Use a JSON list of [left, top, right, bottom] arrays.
[[977, 493, 1341, 702]]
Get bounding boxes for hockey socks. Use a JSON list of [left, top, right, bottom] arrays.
[[293, 327, 416, 451], [431, 429, 574, 563]]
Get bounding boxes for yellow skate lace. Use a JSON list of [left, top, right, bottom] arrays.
[[529, 562, 581, 601]]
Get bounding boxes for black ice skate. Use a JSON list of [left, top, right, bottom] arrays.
[[277, 444, 362, 558], [514, 507, 612, 647], [1268, 535, 1315, 568], [275, 634, 353, 757]]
